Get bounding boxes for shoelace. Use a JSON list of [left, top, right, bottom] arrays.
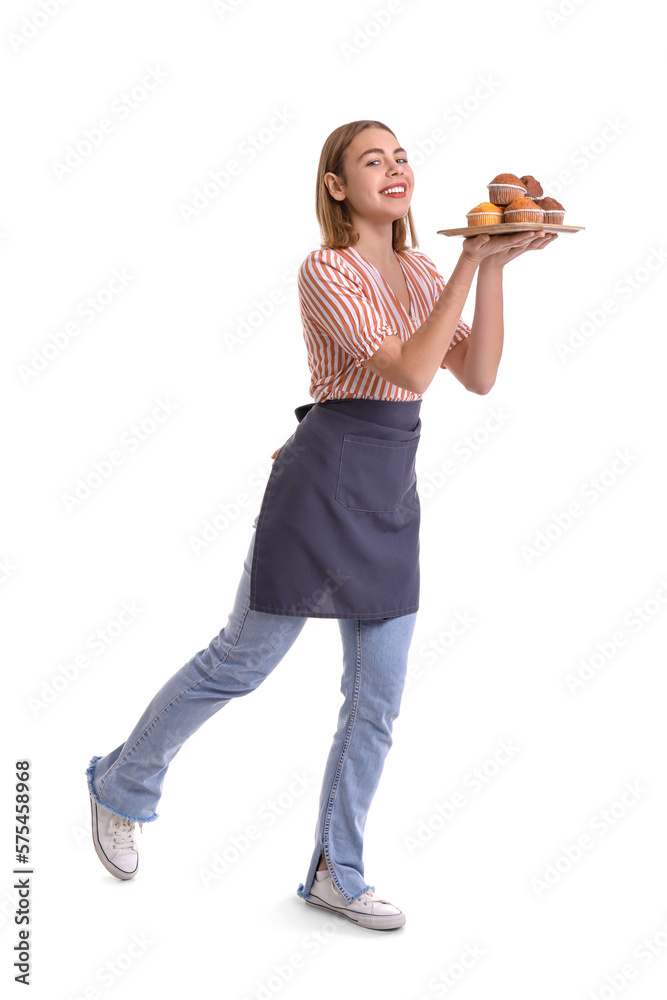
[[357, 890, 373, 907], [353, 888, 391, 908], [111, 817, 141, 849], [327, 878, 393, 909]]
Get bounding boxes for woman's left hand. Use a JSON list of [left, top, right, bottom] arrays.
[[480, 231, 558, 269]]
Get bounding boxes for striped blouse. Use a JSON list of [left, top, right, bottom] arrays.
[[297, 245, 472, 402]]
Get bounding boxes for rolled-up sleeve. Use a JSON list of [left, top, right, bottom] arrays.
[[298, 250, 395, 368], [430, 264, 472, 369], [439, 316, 472, 369]]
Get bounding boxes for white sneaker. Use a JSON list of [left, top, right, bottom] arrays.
[[303, 871, 405, 930], [90, 797, 141, 880]]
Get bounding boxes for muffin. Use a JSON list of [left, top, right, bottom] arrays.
[[538, 197, 565, 224], [487, 173, 527, 205], [520, 175, 543, 199], [503, 196, 544, 224], [466, 202, 503, 226]]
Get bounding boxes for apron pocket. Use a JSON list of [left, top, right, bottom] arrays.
[[335, 433, 420, 513]]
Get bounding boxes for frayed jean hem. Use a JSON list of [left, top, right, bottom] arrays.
[[86, 756, 159, 824], [296, 881, 376, 904]]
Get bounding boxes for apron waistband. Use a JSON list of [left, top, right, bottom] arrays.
[[314, 398, 421, 432]]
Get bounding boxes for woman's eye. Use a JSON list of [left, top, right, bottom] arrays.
[[366, 158, 409, 166]]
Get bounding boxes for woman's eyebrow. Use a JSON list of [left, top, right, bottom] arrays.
[[355, 147, 406, 162]]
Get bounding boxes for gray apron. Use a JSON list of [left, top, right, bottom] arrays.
[[249, 398, 421, 620]]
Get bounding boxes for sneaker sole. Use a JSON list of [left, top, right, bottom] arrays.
[[302, 892, 405, 930], [90, 798, 138, 880]]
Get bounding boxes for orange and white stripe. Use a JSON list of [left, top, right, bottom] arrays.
[[297, 245, 471, 401]]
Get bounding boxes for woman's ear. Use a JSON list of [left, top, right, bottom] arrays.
[[324, 171, 345, 201]]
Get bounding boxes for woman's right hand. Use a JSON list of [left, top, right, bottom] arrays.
[[461, 230, 546, 265]]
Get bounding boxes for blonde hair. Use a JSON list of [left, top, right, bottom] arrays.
[[315, 120, 419, 251]]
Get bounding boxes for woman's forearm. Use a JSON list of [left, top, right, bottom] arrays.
[[399, 252, 479, 394], [461, 261, 505, 393]]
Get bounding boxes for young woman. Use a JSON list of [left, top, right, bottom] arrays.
[[85, 119, 556, 932]]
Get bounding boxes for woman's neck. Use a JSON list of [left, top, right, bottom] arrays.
[[349, 219, 397, 270]]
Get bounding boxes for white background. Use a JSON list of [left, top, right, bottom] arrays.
[[2, 1, 666, 997]]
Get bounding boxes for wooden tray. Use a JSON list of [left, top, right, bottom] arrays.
[[438, 223, 584, 237]]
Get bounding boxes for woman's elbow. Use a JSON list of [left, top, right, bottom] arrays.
[[467, 378, 495, 395]]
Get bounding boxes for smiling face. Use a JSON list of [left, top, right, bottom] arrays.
[[324, 127, 414, 228]]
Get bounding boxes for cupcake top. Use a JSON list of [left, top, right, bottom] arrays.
[[488, 173, 526, 189], [467, 202, 503, 214], [520, 175, 543, 199], [504, 196, 543, 212], [539, 197, 565, 211]]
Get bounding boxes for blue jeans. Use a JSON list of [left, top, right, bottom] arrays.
[[86, 517, 417, 904]]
